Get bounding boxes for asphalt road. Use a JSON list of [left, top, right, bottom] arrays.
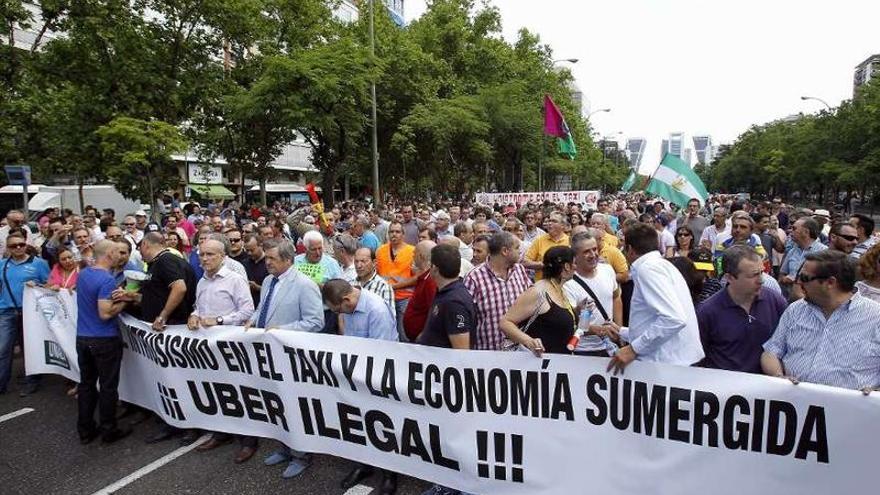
[[0, 356, 432, 495]]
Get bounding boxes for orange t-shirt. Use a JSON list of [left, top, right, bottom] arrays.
[[376, 243, 415, 300]]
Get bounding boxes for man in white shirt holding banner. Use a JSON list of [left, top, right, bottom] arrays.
[[608, 222, 704, 373]]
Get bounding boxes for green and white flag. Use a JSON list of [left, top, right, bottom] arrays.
[[621, 170, 637, 192], [645, 153, 709, 207]]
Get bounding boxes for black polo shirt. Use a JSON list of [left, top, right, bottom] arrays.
[[417, 279, 476, 349], [141, 250, 196, 324], [243, 255, 269, 304]]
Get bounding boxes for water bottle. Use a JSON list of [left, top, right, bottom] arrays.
[[567, 308, 593, 352]]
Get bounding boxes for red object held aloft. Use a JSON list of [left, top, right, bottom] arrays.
[[306, 183, 320, 204]]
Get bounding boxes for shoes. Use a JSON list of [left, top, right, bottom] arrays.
[[180, 430, 201, 446], [19, 382, 39, 397], [234, 446, 257, 464], [264, 449, 291, 466], [378, 470, 398, 495], [102, 427, 133, 444], [340, 465, 375, 489], [281, 457, 311, 479], [196, 436, 232, 452], [145, 427, 178, 444], [79, 431, 100, 445]]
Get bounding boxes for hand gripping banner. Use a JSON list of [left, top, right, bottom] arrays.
[[22, 287, 880, 495]]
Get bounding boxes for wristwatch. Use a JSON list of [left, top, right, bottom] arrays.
[[216, 316, 224, 325]]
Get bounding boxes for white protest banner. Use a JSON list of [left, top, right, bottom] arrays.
[[475, 190, 600, 209], [23, 286, 80, 381], [23, 288, 880, 495]]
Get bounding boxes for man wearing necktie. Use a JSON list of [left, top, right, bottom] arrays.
[[246, 239, 323, 479]]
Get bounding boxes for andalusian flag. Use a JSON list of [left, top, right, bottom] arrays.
[[543, 95, 577, 159], [646, 154, 709, 207], [621, 170, 638, 192]]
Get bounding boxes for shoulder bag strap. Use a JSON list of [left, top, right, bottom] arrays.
[[572, 275, 609, 322]]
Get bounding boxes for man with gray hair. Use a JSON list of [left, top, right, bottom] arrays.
[[563, 231, 623, 356], [464, 231, 532, 350], [402, 240, 437, 341], [351, 215, 380, 252], [332, 233, 358, 283], [188, 239, 257, 462], [252, 239, 323, 478], [207, 233, 248, 279], [294, 230, 342, 286]]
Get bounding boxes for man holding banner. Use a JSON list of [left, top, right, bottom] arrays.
[[76, 240, 131, 444], [188, 239, 258, 463]]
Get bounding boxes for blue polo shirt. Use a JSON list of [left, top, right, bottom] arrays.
[[0, 256, 50, 309], [697, 286, 787, 373], [77, 267, 121, 338]]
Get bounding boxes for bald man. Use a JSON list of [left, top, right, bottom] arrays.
[[402, 240, 437, 341]]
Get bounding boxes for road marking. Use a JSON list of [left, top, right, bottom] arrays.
[[90, 435, 211, 495], [343, 485, 374, 495], [0, 407, 34, 424]]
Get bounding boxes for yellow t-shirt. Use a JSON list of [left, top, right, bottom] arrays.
[[600, 244, 629, 279], [525, 233, 570, 280]]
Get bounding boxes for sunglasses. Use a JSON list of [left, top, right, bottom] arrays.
[[677, 232, 692, 237], [7, 243, 26, 249], [123, 223, 135, 226], [836, 234, 858, 242], [229, 238, 242, 243], [797, 272, 829, 284]]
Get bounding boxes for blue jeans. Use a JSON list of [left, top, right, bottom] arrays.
[[395, 298, 410, 343], [0, 308, 22, 393]]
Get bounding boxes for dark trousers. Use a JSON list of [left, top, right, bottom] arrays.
[[76, 336, 123, 437], [213, 431, 259, 448]]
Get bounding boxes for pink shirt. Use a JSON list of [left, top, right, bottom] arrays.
[[48, 264, 79, 289]]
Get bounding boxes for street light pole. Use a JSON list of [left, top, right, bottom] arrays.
[[800, 95, 832, 111], [369, 0, 381, 207]]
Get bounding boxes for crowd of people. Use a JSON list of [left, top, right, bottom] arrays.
[[0, 191, 879, 495]]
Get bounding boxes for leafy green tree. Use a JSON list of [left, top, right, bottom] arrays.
[[97, 117, 187, 216]]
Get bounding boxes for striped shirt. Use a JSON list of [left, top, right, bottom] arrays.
[[851, 236, 877, 259], [357, 271, 396, 318], [763, 293, 880, 390], [463, 262, 533, 350]]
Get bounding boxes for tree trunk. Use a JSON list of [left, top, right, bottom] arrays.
[[259, 177, 267, 207]]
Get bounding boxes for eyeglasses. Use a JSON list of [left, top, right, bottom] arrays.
[[7, 243, 26, 249], [836, 234, 858, 242], [797, 272, 829, 284]]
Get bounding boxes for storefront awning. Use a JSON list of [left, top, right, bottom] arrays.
[[190, 184, 236, 199]]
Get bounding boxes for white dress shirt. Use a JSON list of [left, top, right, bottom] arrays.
[[620, 251, 704, 365], [194, 265, 255, 325]]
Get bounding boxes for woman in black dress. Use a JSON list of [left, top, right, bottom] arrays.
[[500, 246, 579, 355]]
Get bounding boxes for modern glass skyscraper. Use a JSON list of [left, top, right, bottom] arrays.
[[626, 138, 647, 170], [692, 135, 714, 165]]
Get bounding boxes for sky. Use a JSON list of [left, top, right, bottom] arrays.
[[403, 0, 880, 174]]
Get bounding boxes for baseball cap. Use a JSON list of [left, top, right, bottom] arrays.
[[135, 210, 147, 217], [145, 222, 161, 233], [688, 248, 714, 272], [813, 209, 830, 218]]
